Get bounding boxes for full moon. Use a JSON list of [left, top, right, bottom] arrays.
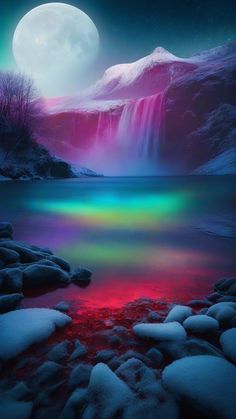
[[12, 3, 100, 95]]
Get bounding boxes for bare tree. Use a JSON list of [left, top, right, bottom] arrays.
[[0, 71, 45, 164]]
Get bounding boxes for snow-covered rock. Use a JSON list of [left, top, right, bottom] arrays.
[[220, 328, 236, 364], [133, 322, 187, 342], [183, 314, 219, 334], [193, 147, 236, 175], [162, 355, 236, 419], [164, 305, 192, 323], [82, 363, 133, 418], [116, 358, 156, 391], [0, 308, 71, 361]]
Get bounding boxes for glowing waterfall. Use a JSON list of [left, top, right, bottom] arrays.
[[115, 93, 164, 160]]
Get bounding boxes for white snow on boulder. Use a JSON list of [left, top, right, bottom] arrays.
[[83, 363, 133, 418], [183, 315, 219, 334], [0, 308, 71, 361], [133, 322, 187, 342], [164, 305, 193, 323], [220, 328, 236, 364], [162, 355, 236, 419]]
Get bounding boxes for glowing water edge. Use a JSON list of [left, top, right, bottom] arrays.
[[0, 176, 236, 309]]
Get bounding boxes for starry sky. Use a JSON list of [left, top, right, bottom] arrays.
[[1, 0, 236, 81]]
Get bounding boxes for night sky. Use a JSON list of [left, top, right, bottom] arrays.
[[1, 0, 236, 81]]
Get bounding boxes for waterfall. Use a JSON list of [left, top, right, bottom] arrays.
[[115, 92, 164, 161]]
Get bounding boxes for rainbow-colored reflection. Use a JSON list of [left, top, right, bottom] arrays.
[[28, 191, 188, 230], [0, 177, 236, 309]]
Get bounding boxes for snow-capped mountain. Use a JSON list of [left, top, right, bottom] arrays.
[[41, 43, 236, 175]]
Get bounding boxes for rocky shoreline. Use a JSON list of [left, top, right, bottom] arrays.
[[0, 222, 236, 419]]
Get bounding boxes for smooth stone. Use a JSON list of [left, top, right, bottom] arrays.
[[47, 340, 70, 363], [157, 338, 223, 360], [69, 339, 87, 361], [8, 382, 33, 401], [71, 269, 92, 287], [0, 241, 42, 263], [69, 364, 92, 389], [133, 322, 187, 342], [183, 314, 219, 334], [30, 361, 64, 391], [95, 349, 118, 363], [162, 355, 236, 419], [54, 301, 70, 312], [23, 264, 70, 288], [164, 305, 193, 323], [0, 293, 23, 314], [49, 255, 71, 272], [215, 277, 236, 296], [206, 302, 236, 323], [0, 247, 19, 264], [1, 268, 23, 293], [146, 347, 164, 366], [220, 328, 236, 364]]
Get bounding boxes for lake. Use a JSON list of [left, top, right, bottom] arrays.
[[0, 176, 236, 309]]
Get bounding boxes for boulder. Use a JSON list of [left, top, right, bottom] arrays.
[[183, 314, 219, 334], [0, 241, 42, 263], [95, 349, 118, 363], [0, 293, 23, 314], [133, 322, 187, 342], [23, 264, 70, 288], [83, 363, 133, 417], [0, 268, 23, 293], [47, 340, 70, 363], [215, 277, 236, 297], [69, 339, 87, 361], [162, 355, 236, 419], [0, 308, 71, 361], [146, 347, 164, 366], [71, 268, 92, 287], [157, 338, 223, 361], [69, 364, 92, 389], [116, 358, 156, 391], [30, 361, 64, 391], [54, 301, 71, 312], [164, 305, 193, 323], [49, 256, 71, 272], [0, 247, 19, 264], [220, 328, 236, 364]]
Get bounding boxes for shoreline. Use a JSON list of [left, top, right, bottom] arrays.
[[0, 222, 236, 418]]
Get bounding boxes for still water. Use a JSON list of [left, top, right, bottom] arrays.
[[0, 176, 236, 309]]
